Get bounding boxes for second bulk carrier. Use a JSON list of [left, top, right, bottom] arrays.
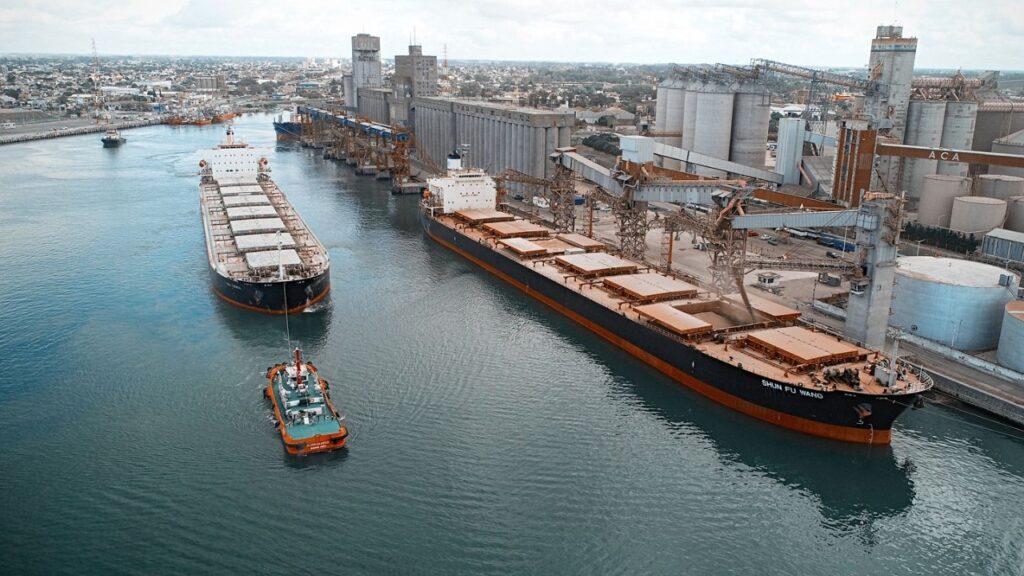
[[199, 127, 330, 313], [420, 154, 932, 444]]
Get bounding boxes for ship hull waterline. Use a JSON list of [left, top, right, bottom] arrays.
[[421, 212, 920, 444], [210, 268, 330, 315]]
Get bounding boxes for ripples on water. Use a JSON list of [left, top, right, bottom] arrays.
[[0, 115, 1022, 575]]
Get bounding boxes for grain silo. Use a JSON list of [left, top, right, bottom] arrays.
[[997, 300, 1024, 372], [891, 257, 1018, 350], [1005, 196, 1024, 233], [691, 83, 734, 177], [936, 101, 977, 177], [661, 80, 686, 170], [901, 100, 946, 201], [729, 86, 770, 170], [977, 174, 1024, 200], [681, 86, 698, 151], [949, 196, 1007, 235], [917, 174, 969, 227], [990, 127, 1024, 178]]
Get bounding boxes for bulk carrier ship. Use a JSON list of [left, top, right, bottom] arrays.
[[199, 127, 330, 313], [420, 155, 931, 444]]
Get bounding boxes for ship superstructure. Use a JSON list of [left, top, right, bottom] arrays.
[[420, 155, 931, 444], [198, 127, 330, 313]]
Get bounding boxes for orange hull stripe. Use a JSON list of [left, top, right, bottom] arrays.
[[212, 283, 330, 315], [265, 366, 347, 455], [426, 226, 889, 445]]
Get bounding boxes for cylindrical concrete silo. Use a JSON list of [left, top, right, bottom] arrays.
[[917, 174, 969, 227], [729, 87, 770, 170], [990, 130, 1024, 178], [891, 256, 1018, 351], [692, 83, 734, 177], [1005, 196, 1024, 233], [662, 81, 686, 170], [977, 174, 1024, 200], [900, 100, 946, 201], [655, 84, 668, 135], [937, 101, 978, 177], [950, 196, 1008, 235], [681, 85, 698, 151], [997, 300, 1024, 372]]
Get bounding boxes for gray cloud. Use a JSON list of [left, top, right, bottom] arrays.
[[0, 0, 1019, 69]]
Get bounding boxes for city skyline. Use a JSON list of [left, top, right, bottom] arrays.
[[1, 0, 1022, 70]]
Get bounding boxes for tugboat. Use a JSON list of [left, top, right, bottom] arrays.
[[265, 348, 348, 455], [101, 128, 125, 147]]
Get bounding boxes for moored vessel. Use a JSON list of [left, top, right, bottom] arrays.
[[101, 128, 125, 147], [419, 156, 932, 444], [198, 126, 330, 313], [265, 348, 348, 455], [273, 112, 302, 140]]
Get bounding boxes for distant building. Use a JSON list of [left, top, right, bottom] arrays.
[[350, 33, 382, 108], [982, 228, 1024, 264], [196, 74, 226, 91], [394, 45, 438, 99]]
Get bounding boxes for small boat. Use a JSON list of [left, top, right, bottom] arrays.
[[212, 112, 237, 124], [264, 348, 348, 455], [101, 128, 125, 147], [192, 117, 213, 126]]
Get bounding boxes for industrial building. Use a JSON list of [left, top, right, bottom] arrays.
[[350, 33, 382, 108], [394, 45, 439, 100], [982, 228, 1024, 265], [411, 97, 574, 179]]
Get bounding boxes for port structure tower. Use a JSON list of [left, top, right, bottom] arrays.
[[297, 105, 415, 192]]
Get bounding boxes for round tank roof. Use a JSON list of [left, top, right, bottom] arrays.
[[896, 256, 1017, 287], [956, 196, 1005, 205]]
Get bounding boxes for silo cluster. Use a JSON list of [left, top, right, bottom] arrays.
[[654, 77, 770, 177], [900, 99, 978, 202]]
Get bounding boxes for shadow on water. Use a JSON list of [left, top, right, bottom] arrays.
[[211, 294, 334, 352], [622, 364, 916, 527]]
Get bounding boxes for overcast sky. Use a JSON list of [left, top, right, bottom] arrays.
[[1, 0, 1021, 70]]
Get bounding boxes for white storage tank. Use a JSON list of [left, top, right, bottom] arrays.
[[977, 174, 1024, 200], [949, 196, 1007, 236], [937, 101, 977, 177], [662, 81, 686, 170], [901, 100, 946, 201], [654, 85, 668, 135], [1005, 196, 1024, 233], [997, 300, 1024, 372], [729, 87, 770, 170], [917, 174, 969, 227], [891, 257, 1018, 351], [681, 86, 698, 151], [692, 84, 734, 177]]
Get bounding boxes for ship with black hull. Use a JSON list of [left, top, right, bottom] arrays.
[[419, 156, 931, 444], [199, 126, 330, 313], [273, 112, 302, 140]]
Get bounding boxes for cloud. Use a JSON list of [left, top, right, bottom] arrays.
[[0, 0, 1019, 70]]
